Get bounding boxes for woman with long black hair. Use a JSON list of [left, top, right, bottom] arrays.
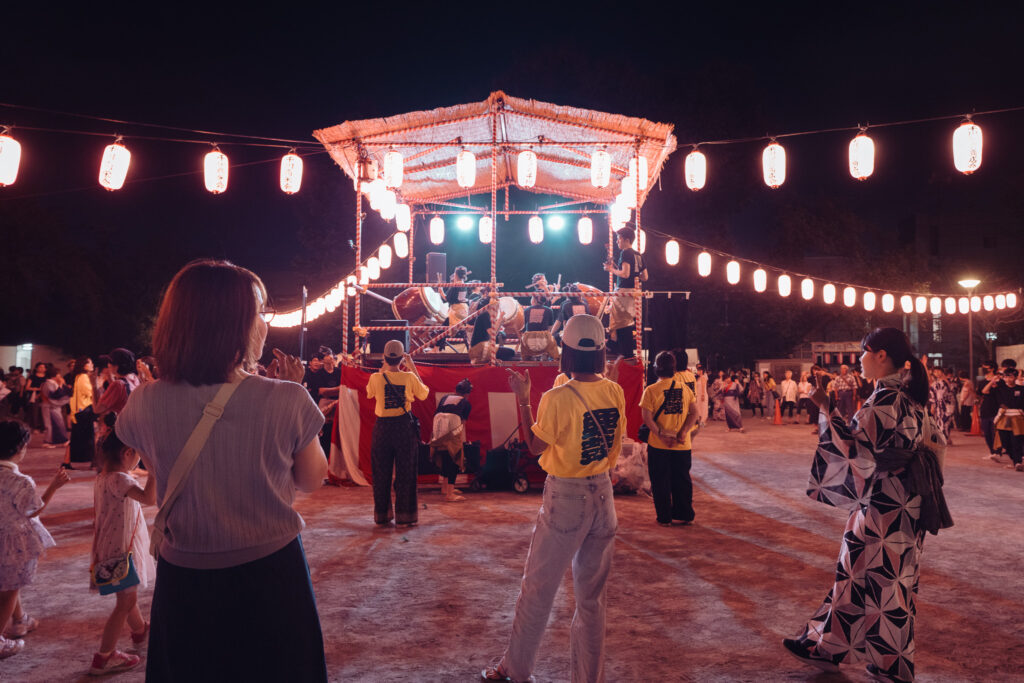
[[784, 327, 950, 683]]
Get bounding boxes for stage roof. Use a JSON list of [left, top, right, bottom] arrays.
[[313, 91, 677, 207]]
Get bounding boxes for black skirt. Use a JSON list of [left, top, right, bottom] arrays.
[[146, 536, 327, 682], [68, 419, 95, 463]]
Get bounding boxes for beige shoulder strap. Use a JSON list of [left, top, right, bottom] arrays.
[[564, 382, 610, 457]]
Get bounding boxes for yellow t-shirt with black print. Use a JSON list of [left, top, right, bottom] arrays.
[[674, 369, 696, 396], [641, 377, 695, 450], [531, 378, 626, 477], [366, 370, 429, 417]]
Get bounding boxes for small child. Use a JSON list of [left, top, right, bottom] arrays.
[[88, 431, 155, 675], [0, 419, 71, 659]]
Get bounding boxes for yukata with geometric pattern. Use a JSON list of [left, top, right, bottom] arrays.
[[792, 375, 943, 682]]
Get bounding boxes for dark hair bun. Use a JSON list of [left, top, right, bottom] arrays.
[[0, 420, 31, 460]]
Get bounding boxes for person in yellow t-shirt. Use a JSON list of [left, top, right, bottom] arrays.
[[365, 340, 429, 527], [482, 314, 624, 683], [641, 351, 700, 526], [671, 348, 696, 396]]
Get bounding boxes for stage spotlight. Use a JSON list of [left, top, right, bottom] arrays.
[[547, 215, 565, 230], [456, 215, 474, 231]]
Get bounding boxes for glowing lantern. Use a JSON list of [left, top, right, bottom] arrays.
[[900, 295, 914, 314], [346, 275, 357, 297], [98, 139, 131, 191], [996, 294, 1007, 310], [479, 216, 493, 244], [848, 132, 874, 180], [778, 274, 792, 297], [958, 297, 969, 314], [517, 150, 537, 188], [456, 149, 476, 188], [915, 296, 928, 314], [378, 244, 392, 269], [610, 201, 631, 226], [863, 291, 877, 311], [697, 252, 712, 277], [1008, 293, 1018, 308], [358, 266, 369, 285], [379, 190, 397, 220], [632, 228, 647, 254], [367, 178, 386, 210], [619, 176, 638, 208], [383, 150, 403, 188], [762, 140, 786, 188], [726, 260, 740, 285], [983, 295, 994, 311], [591, 149, 611, 188], [843, 286, 857, 307], [944, 297, 957, 315], [204, 147, 229, 194], [528, 215, 544, 244], [685, 148, 706, 190], [280, 151, 303, 194], [952, 119, 982, 174], [393, 231, 409, 258], [0, 132, 22, 186], [665, 239, 679, 265], [367, 256, 381, 280], [429, 216, 444, 245], [882, 293, 895, 312], [577, 217, 593, 245], [753, 269, 767, 292], [823, 284, 837, 305], [800, 278, 814, 300], [929, 297, 942, 315], [970, 296, 981, 312], [396, 204, 411, 232], [628, 156, 648, 190]]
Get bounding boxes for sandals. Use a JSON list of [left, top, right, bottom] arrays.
[[4, 614, 37, 638], [444, 494, 466, 502]]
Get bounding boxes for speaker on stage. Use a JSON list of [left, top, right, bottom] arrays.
[[426, 252, 447, 285], [369, 320, 409, 353]]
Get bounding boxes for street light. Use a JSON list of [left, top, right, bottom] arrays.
[[959, 278, 981, 378]]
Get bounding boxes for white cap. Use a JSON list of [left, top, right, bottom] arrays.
[[561, 314, 606, 351], [383, 339, 405, 360]]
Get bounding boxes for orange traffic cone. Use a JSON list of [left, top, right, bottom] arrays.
[[773, 398, 783, 425], [970, 404, 982, 436]]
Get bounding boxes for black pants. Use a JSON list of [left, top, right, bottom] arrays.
[[370, 415, 419, 525], [782, 400, 796, 417], [802, 398, 820, 424], [318, 419, 333, 459], [981, 417, 996, 452], [436, 450, 458, 484], [610, 325, 636, 359], [997, 429, 1024, 465], [750, 403, 764, 417], [646, 446, 694, 524]]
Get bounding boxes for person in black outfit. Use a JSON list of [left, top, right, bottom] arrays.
[[430, 379, 472, 501], [602, 227, 646, 359], [976, 363, 1000, 455], [522, 296, 554, 332], [988, 366, 1024, 470], [312, 348, 341, 458], [551, 285, 589, 344]]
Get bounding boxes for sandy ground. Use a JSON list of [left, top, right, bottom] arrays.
[[2, 415, 1023, 682]]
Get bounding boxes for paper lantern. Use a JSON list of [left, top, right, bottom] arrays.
[[957, 297, 969, 314], [358, 266, 369, 285], [528, 215, 543, 244], [849, 132, 874, 180], [517, 150, 537, 188], [610, 201, 631, 226], [996, 294, 1007, 310], [778, 274, 792, 297], [378, 190, 397, 220], [479, 216, 493, 244], [99, 140, 131, 191], [762, 140, 786, 188], [697, 252, 712, 277], [726, 260, 740, 285], [915, 296, 928, 314], [429, 216, 444, 244], [456, 149, 476, 188], [591, 149, 611, 188], [944, 297, 957, 315], [346, 275, 357, 297], [800, 278, 814, 300], [863, 291, 877, 311], [843, 286, 856, 307], [367, 178, 386, 210], [367, 256, 381, 280], [0, 133, 22, 186], [665, 239, 679, 265], [753, 268, 767, 292], [383, 150, 403, 188], [1007, 292, 1018, 308], [619, 176, 638, 208], [395, 204, 411, 232], [983, 295, 994, 311], [393, 231, 409, 258], [684, 148, 706, 190], [628, 156, 648, 190], [577, 217, 593, 245], [881, 293, 895, 312], [280, 151, 303, 194], [952, 119, 982, 174], [970, 296, 981, 312], [204, 147, 229, 194], [930, 297, 942, 315], [632, 228, 647, 254], [823, 283, 837, 305], [900, 295, 914, 314], [378, 244, 392, 269]]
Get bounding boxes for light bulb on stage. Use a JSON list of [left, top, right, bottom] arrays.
[[548, 215, 565, 231], [456, 215, 474, 231]]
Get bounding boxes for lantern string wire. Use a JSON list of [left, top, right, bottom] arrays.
[[5, 124, 322, 150]]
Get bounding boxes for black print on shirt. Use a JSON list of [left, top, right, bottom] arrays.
[[384, 383, 407, 410], [662, 388, 683, 414], [580, 408, 620, 465]]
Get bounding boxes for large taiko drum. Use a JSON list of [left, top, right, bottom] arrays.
[[497, 296, 525, 337], [392, 287, 450, 347], [573, 283, 607, 318]]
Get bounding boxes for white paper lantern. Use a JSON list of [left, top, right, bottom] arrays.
[[849, 132, 875, 180], [479, 216, 493, 244], [930, 297, 942, 315], [753, 268, 767, 292], [610, 201, 631, 226], [915, 296, 928, 314], [778, 274, 792, 297], [378, 244, 392, 269], [204, 147, 229, 194], [983, 295, 994, 311], [632, 228, 647, 254], [843, 286, 857, 307], [280, 151, 303, 194], [367, 256, 381, 280], [577, 217, 593, 245], [99, 140, 131, 191], [863, 291, 877, 311], [665, 239, 679, 265], [383, 149, 403, 188], [800, 278, 814, 300], [358, 266, 369, 285], [1007, 292, 1018, 308], [367, 178, 386, 210], [393, 231, 409, 258], [528, 215, 544, 244], [726, 260, 740, 285], [697, 252, 712, 277], [0, 133, 21, 186], [517, 150, 537, 188], [344, 275, 356, 297], [395, 204, 411, 232], [996, 294, 1007, 310], [456, 149, 476, 188], [881, 293, 895, 312], [945, 297, 957, 315], [762, 140, 786, 188], [900, 295, 914, 314], [429, 216, 444, 244], [970, 296, 981, 312], [684, 148, 706, 191], [619, 176, 638, 208], [379, 190, 397, 220], [953, 119, 983, 174], [628, 156, 648, 190], [823, 283, 837, 305], [591, 149, 611, 188], [957, 297, 969, 314]]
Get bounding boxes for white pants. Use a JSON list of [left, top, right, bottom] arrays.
[[500, 473, 618, 682]]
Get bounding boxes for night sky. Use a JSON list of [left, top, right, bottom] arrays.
[[4, 4, 1024, 362]]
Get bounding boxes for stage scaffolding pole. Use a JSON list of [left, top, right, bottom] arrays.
[[634, 142, 644, 376], [354, 185, 363, 355]]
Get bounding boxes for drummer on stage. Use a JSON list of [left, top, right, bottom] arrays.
[[551, 284, 590, 344], [603, 227, 647, 359], [445, 266, 472, 338], [520, 295, 559, 360], [527, 273, 559, 305]]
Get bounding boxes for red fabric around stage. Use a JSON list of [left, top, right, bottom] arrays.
[[329, 363, 644, 484]]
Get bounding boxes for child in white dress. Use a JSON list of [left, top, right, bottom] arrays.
[[0, 420, 70, 659], [88, 431, 155, 675]]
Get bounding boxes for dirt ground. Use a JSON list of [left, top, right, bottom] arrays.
[[3, 415, 1023, 682]]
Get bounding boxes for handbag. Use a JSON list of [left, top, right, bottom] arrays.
[[638, 380, 675, 443], [382, 372, 422, 440], [91, 511, 141, 595]]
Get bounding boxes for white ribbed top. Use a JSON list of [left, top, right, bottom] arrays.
[[116, 375, 323, 569]]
